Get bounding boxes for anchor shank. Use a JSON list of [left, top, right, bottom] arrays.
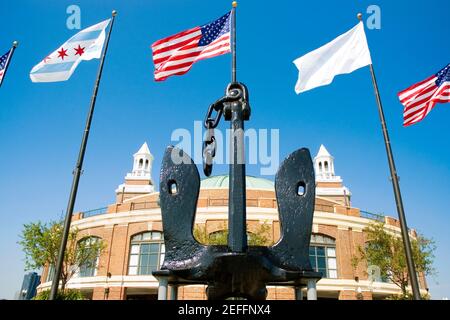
[[227, 100, 247, 252]]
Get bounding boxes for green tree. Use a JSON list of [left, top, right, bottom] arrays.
[[33, 289, 86, 300], [19, 220, 105, 296], [194, 222, 273, 246], [355, 222, 435, 298]]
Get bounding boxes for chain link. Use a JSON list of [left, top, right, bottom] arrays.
[[202, 85, 245, 176]]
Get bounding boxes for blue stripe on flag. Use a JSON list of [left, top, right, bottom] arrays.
[[30, 61, 76, 74], [67, 30, 102, 43]]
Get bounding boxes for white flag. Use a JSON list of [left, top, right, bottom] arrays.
[[293, 22, 372, 94], [30, 19, 110, 83]]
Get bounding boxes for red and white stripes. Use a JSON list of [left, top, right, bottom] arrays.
[[151, 27, 230, 81], [398, 76, 450, 126]]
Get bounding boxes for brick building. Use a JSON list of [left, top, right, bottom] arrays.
[[37, 143, 428, 300]]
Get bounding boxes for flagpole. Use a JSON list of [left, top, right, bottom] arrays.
[[49, 10, 117, 300], [358, 14, 421, 300], [231, 1, 237, 83], [0, 41, 18, 88]]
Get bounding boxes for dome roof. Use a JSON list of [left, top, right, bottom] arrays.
[[200, 175, 274, 190]]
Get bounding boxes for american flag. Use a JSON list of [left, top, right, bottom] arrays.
[[0, 50, 12, 86], [398, 63, 450, 126], [151, 11, 232, 81]]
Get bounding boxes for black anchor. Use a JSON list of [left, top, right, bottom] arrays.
[[154, 83, 321, 300]]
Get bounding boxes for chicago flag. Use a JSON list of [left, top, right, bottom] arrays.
[[30, 19, 110, 82]]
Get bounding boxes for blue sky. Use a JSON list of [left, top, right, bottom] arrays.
[[1, 0, 449, 299]]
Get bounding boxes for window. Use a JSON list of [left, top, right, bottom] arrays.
[[319, 162, 323, 172], [47, 265, 55, 282], [324, 161, 329, 172], [128, 231, 165, 275], [380, 271, 391, 283], [309, 234, 337, 279], [138, 159, 143, 168], [78, 237, 100, 277], [145, 159, 149, 169], [365, 242, 392, 283]]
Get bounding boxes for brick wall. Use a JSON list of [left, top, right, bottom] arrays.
[[49, 184, 427, 300]]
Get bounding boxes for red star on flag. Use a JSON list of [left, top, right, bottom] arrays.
[[57, 47, 68, 60], [74, 45, 85, 56]]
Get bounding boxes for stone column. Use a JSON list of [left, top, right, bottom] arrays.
[[295, 287, 303, 300], [157, 276, 169, 300], [169, 285, 178, 300], [307, 279, 317, 300]]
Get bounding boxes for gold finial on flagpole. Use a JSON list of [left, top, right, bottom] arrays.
[[12, 41, 18, 48], [112, 10, 117, 16], [357, 13, 363, 21], [232, 1, 238, 8]]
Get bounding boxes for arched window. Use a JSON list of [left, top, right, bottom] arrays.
[[318, 162, 323, 172], [324, 161, 329, 172], [78, 237, 101, 277], [128, 231, 165, 275], [138, 159, 143, 169], [309, 234, 337, 279]]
